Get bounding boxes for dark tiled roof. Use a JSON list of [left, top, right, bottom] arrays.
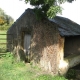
[[50, 16, 80, 36]]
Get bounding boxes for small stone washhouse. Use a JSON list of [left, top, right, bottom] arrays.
[[7, 8, 80, 75]]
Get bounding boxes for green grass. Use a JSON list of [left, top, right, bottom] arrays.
[[35, 74, 67, 80], [0, 52, 67, 80], [0, 52, 35, 80]]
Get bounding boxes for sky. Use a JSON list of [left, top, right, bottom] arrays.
[[0, 0, 80, 24], [0, 0, 33, 21], [58, 0, 80, 24]]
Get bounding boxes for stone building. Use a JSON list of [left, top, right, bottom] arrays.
[[7, 8, 80, 75]]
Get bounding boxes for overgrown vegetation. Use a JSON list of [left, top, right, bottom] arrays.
[[25, 0, 75, 19], [66, 69, 76, 79]]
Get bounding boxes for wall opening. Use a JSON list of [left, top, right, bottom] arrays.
[[64, 36, 80, 71], [64, 36, 80, 57]]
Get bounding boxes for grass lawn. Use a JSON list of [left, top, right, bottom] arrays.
[[0, 31, 67, 80], [0, 52, 67, 80]]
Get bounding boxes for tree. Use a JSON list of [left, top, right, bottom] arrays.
[[0, 8, 14, 25], [0, 8, 6, 25], [25, 0, 74, 19], [5, 15, 14, 25], [0, 8, 14, 30], [0, 16, 5, 25]]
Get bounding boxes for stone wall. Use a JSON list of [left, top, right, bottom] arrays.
[[30, 20, 64, 75]]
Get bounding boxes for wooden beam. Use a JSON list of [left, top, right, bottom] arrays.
[[0, 43, 12, 44], [0, 38, 6, 40], [65, 53, 80, 68]]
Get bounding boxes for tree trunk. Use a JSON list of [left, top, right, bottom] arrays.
[[59, 53, 80, 75]]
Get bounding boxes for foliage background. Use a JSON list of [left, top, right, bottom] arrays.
[[0, 8, 14, 30]]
